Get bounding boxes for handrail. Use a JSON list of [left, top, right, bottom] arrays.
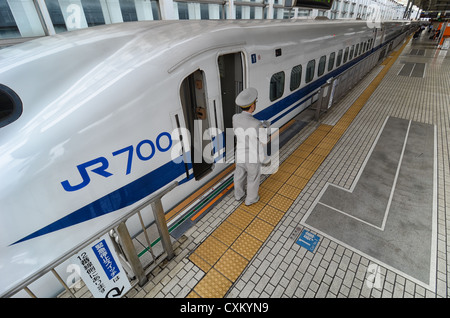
[[313, 37, 396, 120], [1, 181, 179, 298]]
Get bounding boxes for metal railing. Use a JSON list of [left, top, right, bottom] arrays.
[[313, 28, 417, 120], [313, 49, 381, 120], [1, 181, 178, 298]]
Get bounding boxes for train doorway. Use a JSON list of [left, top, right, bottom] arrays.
[[218, 52, 244, 163], [180, 69, 212, 180]]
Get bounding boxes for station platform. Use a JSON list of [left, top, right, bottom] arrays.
[[122, 32, 449, 299]]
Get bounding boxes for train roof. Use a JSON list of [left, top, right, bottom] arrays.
[[1, 19, 404, 78], [0, 19, 405, 69], [1, 19, 411, 72], [0, 19, 411, 125]]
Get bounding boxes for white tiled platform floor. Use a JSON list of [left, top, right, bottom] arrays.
[[125, 34, 450, 299]]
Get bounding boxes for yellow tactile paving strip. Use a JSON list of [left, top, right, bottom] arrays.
[[186, 123, 333, 298], [186, 37, 411, 298]]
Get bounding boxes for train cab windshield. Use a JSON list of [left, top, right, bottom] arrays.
[[0, 84, 22, 128]]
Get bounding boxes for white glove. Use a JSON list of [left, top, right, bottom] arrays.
[[261, 120, 271, 128]]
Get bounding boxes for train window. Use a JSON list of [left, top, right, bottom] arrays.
[[336, 49, 343, 67], [305, 60, 315, 83], [343, 47, 349, 63], [318, 56, 326, 77], [0, 84, 22, 129], [349, 45, 354, 60], [270, 71, 285, 102], [290, 65, 302, 91], [328, 52, 335, 72]]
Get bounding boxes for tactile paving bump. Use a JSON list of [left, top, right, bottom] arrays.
[[259, 187, 276, 203], [214, 249, 249, 282], [258, 205, 285, 226], [192, 236, 228, 268], [279, 161, 298, 173], [271, 170, 292, 183], [193, 268, 232, 298], [245, 218, 274, 242], [231, 232, 263, 261], [278, 183, 303, 200], [285, 155, 305, 166], [189, 252, 212, 273], [268, 193, 294, 211], [186, 290, 201, 298], [240, 200, 265, 216], [211, 220, 242, 246], [261, 178, 284, 192], [285, 174, 309, 189], [301, 159, 322, 172], [294, 166, 315, 179], [226, 207, 255, 230]]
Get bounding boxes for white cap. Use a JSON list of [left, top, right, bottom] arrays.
[[235, 87, 258, 109]]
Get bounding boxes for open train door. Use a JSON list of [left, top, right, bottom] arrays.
[[177, 52, 245, 181], [179, 69, 213, 180], [217, 52, 245, 163]]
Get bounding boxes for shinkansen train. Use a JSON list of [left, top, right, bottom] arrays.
[[0, 18, 417, 297]]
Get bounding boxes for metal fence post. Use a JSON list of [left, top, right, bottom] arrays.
[[116, 222, 148, 287], [315, 87, 323, 121], [151, 199, 175, 260]]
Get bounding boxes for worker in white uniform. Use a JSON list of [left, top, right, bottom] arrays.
[[233, 87, 270, 206]]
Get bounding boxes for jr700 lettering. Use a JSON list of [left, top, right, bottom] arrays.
[[61, 132, 172, 192]]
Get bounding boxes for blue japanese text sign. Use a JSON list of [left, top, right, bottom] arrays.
[[72, 234, 131, 298], [296, 230, 320, 252]]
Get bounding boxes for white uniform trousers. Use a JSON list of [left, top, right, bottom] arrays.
[[234, 161, 261, 206]]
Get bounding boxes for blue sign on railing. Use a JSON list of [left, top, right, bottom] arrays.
[[92, 239, 120, 280], [296, 229, 320, 252], [73, 234, 131, 298]]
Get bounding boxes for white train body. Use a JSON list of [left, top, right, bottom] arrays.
[[0, 19, 414, 296]]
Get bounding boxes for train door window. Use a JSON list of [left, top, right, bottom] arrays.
[[328, 52, 335, 72], [305, 60, 315, 83], [270, 71, 285, 101], [343, 47, 349, 63], [336, 49, 343, 67], [180, 69, 212, 180], [218, 52, 244, 163], [0, 84, 22, 128], [318, 55, 326, 77], [290, 65, 302, 91], [349, 45, 354, 60]]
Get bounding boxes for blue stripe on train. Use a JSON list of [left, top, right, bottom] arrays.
[[12, 158, 193, 245]]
